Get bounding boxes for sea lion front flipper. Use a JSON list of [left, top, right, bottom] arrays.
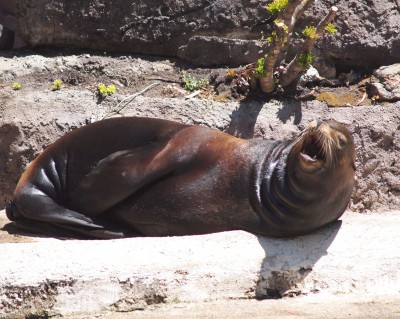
[[69, 139, 189, 215]]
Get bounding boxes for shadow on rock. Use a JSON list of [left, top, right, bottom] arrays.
[[226, 98, 265, 139], [255, 220, 341, 299], [276, 99, 302, 125], [226, 97, 303, 139]]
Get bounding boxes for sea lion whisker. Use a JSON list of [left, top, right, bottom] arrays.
[[327, 133, 338, 168], [325, 135, 334, 165]]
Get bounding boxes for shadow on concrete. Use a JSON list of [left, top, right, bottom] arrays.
[[255, 220, 342, 299]]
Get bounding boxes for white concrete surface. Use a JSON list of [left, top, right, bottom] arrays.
[[62, 296, 400, 319], [1, 210, 400, 318]]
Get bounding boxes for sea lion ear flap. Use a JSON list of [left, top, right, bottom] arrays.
[[308, 119, 318, 129], [351, 157, 356, 171]]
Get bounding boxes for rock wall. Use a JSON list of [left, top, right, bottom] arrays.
[[309, 0, 400, 71], [0, 53, 399, 212], [16, 0, 270, 66], [15, 0, 400, 70], [1, 87, 399, 212]]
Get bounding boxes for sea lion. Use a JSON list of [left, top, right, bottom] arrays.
[[6, 117, 356, 239]]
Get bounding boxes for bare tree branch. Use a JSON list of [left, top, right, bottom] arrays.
[[279, 0, 315, 63], [279, 0, 304, 27], [279, 6, 338, 88], [293, 0, 315, 24], [260, 21, 287, 93]]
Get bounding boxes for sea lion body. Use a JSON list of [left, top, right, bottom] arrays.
[[6, 117, 356, 239]]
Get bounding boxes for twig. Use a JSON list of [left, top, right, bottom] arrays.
[[102, 82, 159, 119], [184, 90, 201, 99], [292, 0, 315, 24], [356, 91, 367, 106], [148, 77, 181, 83], [280, 0, 305, 25]]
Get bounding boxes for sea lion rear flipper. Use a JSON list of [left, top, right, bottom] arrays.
[[11, 186, 104, 229], [7, 217, 127, 239], [69, 139, 186, 214], [8, 192, 139, 239]]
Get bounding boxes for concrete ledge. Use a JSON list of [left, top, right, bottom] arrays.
[[1, 210, 400, 318]]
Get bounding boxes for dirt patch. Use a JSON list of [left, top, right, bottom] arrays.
[[0, 48, 382, 105], [0, 49, 231, 102]]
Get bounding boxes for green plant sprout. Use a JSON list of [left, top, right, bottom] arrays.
[[181, 71, 208, 92], [98, 83, 116, 96], [267, 20, 289, 44], [12, 82, 21, 90], [266, 0, 288, 15], [51, 79, 63, 91], [267, 30, 278, 43], [298, 51, 314, 68], [275, 19, 288, 32], [303, 26, 318, 39], [253, 58, 267, 78], [325, 23, 337, 34]]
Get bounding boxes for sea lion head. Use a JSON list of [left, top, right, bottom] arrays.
[[283, 119, 356, 230], [254, 119, 356, 237], [264, 120, 356, 236], [290, 119, 356, 176]]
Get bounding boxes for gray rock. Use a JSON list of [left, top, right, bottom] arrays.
[[305, 0, 400, 71], [367, 82, 393, 101], [0, 0, 16, 49], [178, 36, 268, 66], [15, 0, 400, 69], [0, 25, 14, 50], [297, 66, 322, 87], [16, 0, 270, 65], [367, 63, 400, 101]]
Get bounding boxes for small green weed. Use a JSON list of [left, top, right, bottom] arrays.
[[98, 83, 116, 97], [253, 58, 267, 78], [181, 72, 208, 92], [51, 79, 63, 91], [12, 82, 21, 90]]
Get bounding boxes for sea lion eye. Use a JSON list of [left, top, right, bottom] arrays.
[[337, 134, 347, 147]]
